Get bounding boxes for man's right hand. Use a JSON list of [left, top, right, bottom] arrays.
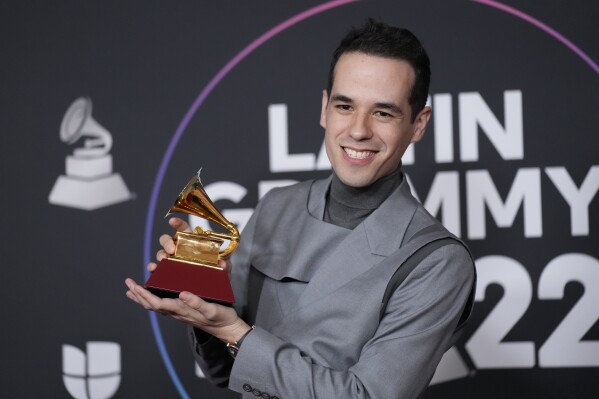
[[147, 217, 193, 273]]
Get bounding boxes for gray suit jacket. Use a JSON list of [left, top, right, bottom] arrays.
[[190, 175, 475, 399]]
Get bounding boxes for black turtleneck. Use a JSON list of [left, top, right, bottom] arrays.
[[324, 167, 403, 230]]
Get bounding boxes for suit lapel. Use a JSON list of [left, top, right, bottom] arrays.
[[288, 177, 420, 314]]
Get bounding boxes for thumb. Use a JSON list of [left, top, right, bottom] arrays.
[[179, 291, 205, 310], [218, 259, 232, 273], [169, 217, 193, 233]]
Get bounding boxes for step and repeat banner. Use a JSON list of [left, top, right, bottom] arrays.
[[3, 1, 597, 398]]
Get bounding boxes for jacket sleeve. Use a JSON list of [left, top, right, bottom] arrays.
[[227, 243, 475, 399]]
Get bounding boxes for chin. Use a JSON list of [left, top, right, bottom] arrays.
[[338, 174, 373, 188]]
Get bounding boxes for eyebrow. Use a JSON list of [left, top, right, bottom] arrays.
[[329, 94, 353, 103], [374, 101, 404, 116], [329, 94, 404, 116]]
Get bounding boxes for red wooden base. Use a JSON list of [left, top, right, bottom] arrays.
[[145, 258, 234, 304]]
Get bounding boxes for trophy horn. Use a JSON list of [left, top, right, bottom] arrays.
[[166, 169, 240, 259]]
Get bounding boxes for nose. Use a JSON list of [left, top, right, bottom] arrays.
[[348, 112, 372, 141]]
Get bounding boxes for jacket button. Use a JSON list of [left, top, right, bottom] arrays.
[[243, 384, 252, 392], [252, 388, 262, 396], [261, 393, 271, 399]]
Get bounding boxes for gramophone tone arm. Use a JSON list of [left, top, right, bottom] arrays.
[[193, 226, 239, 242], [190, 226, 239, 260]]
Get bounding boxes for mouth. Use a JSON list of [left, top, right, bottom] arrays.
[[343, 147, 375, 160]]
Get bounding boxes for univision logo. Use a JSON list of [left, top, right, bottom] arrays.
[[62, 342, 121, 399]]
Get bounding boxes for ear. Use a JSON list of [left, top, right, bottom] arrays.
[[410, 105, 432, 143], [320, 89, 329, 129]]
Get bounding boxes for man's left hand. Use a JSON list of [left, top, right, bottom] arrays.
[[125, 278, 251, 344]]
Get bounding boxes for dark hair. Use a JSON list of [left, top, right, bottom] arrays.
[[327, 19, 431, 122]]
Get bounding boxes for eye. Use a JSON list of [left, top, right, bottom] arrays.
[[374, 110, 393, 118], [335, 104, 352, 112]]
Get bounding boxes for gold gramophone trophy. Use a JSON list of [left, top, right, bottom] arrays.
[[145, 169, 239, 304]]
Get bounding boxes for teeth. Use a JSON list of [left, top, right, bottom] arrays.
[[344, 148, 374, 159]]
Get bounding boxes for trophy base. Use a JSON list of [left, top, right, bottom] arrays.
[[145, 258, 235, 304]]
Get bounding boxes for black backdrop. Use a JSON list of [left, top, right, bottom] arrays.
[[2, 1, 598, 398]]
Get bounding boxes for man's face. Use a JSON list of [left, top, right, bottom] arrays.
[[320, 52, 431, 188]]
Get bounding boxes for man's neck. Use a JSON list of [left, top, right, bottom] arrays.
[[324, 167, 403, 229]]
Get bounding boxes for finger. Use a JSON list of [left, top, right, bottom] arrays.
[[126, 283, 151, 309], [169, 217, 193, 233], [155, 248, 169, 261], [159, 234, 176, 254], [125, 279, 153, 309], [125, 279, 183, 317], [179, 291, 206, 312], [131, 284, 191, 317], [179, 292, 222, 322], [147, 262, 158, 273], [218, 259, 232, 280], [126, 289, 141, 304], [218, 259, 232, 272], [125, 278, 139, 288], [125, 290, 157, 311], [178, 292, 216, 321], [125, 279, 164, 311], [132, 284, 164, 308]]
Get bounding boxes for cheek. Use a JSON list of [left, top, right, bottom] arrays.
[[324, 117, 345, 143], [324, 129, 337, 158], [382, 131, 412, 158]]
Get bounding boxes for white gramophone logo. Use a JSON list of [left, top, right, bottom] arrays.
[[49, 97, 131, 210], [62, 341, 121, 399]]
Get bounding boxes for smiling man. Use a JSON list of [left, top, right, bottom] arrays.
[[322, 52, 429, 189], [126, 19, 475, 399]]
